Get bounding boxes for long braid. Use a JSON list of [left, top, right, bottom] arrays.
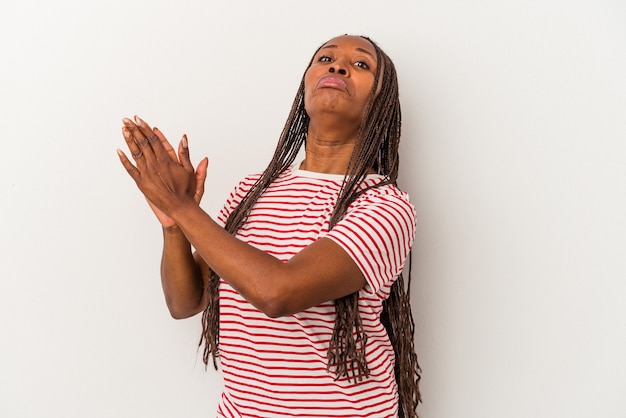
[[325, 39, 422, 417], [198, 55, 315, 370], [381, 259, 422, 417], [199, 35, 421, 417]]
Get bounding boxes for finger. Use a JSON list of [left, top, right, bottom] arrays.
[[154, 127, 178, 162], [123, 116, 163, 164], [177, 134, 193, 172], [117, 149, 141, 182], [194, 157, 209, 203], [123, 117, 156, 165], [122, 127, 146, 167], [132, 115, 170, 162]]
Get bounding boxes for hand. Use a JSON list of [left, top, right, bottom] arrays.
[[117, 116, 209, 227], [144, 127, 209, 228]]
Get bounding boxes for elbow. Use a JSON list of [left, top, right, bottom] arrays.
[[165, 298, 204, 320], [255, 290, 295, 318], [261, 304, 288, 319], [169, 308, 194, 320]]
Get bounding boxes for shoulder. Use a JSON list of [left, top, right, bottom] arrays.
[[325, 182, 416, 294], [338, 182, 417, 253], [352, 182, 416, 219], [362, 181, 412, 201]]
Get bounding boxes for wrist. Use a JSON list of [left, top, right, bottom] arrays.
[[169, 201, 205, 230], [162, 224, 188, 242], [162, 223, 192, 252], [163, 224, 183, 234]]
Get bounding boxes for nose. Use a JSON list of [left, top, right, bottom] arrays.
[[328, 66, 347, 75]]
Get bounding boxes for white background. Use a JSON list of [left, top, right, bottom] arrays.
[[1, 1, 625, 417]]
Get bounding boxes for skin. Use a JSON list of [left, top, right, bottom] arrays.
[[117, 35, 378, 318], [302, 35, 379, 174]]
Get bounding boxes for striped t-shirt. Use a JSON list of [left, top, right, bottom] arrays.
[[215, 165, 417, 418]]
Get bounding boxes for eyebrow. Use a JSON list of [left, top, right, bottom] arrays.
[[320, 44, 376, 59]]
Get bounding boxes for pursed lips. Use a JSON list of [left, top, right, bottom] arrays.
[[315, 75, 350, 95]]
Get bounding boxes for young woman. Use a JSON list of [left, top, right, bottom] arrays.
[[118, 34, 421, 418]]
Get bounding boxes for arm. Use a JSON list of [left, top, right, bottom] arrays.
[[160, 225, 210, 319], [117, 117, 210, 318], [118, 116, 367, 318], [172, 204, 366, 317]]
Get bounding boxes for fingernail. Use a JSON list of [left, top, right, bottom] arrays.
[[122, 127, 130, 138], [122, 117, 132, 126], [134, 115, 143, 126], [182, 134, 188, 148]]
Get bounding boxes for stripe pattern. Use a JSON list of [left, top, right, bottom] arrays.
[[215, 166, 416, 418]]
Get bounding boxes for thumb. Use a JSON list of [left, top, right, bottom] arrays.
[[194, 157, 209, 203], [178, 134, 193, 172]]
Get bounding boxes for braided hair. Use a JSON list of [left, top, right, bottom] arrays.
[[199, 35, 421, 417]]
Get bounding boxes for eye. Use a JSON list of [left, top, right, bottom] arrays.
[[354, 60, 370, 70], [318, 55, 333, 63]]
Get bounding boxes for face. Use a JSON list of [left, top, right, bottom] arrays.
[[304, 35, 378, 126]]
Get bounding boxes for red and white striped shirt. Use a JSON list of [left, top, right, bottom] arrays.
[[215, 165, 416, 418]]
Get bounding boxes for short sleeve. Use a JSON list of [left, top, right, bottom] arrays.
[[325, 188, 417, 295]]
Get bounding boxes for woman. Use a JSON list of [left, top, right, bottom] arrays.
[[118, 34, 421, 418]]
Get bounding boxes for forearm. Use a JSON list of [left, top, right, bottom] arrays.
[[171, 203, 289, 316], [169, 202, 365, 318], [161, 225, 206, 319]]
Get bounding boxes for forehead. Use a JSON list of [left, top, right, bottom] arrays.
[[318, 36, 377, 59]]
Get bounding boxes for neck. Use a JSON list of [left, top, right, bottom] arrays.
[[300, 141, 353, 175], [302, 120, 360, 174]]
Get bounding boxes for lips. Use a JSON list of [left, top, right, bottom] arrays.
[[315, 75, 350, 94]]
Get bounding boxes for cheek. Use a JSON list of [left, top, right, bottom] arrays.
[[357, 81, 376, 105]]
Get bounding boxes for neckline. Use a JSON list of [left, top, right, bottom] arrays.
[[291, 161, 384, 181]]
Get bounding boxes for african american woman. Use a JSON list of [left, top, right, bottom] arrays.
[[118, 34, 421, 418]]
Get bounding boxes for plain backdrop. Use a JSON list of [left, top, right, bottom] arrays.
[[1, 1, 625, 417]]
